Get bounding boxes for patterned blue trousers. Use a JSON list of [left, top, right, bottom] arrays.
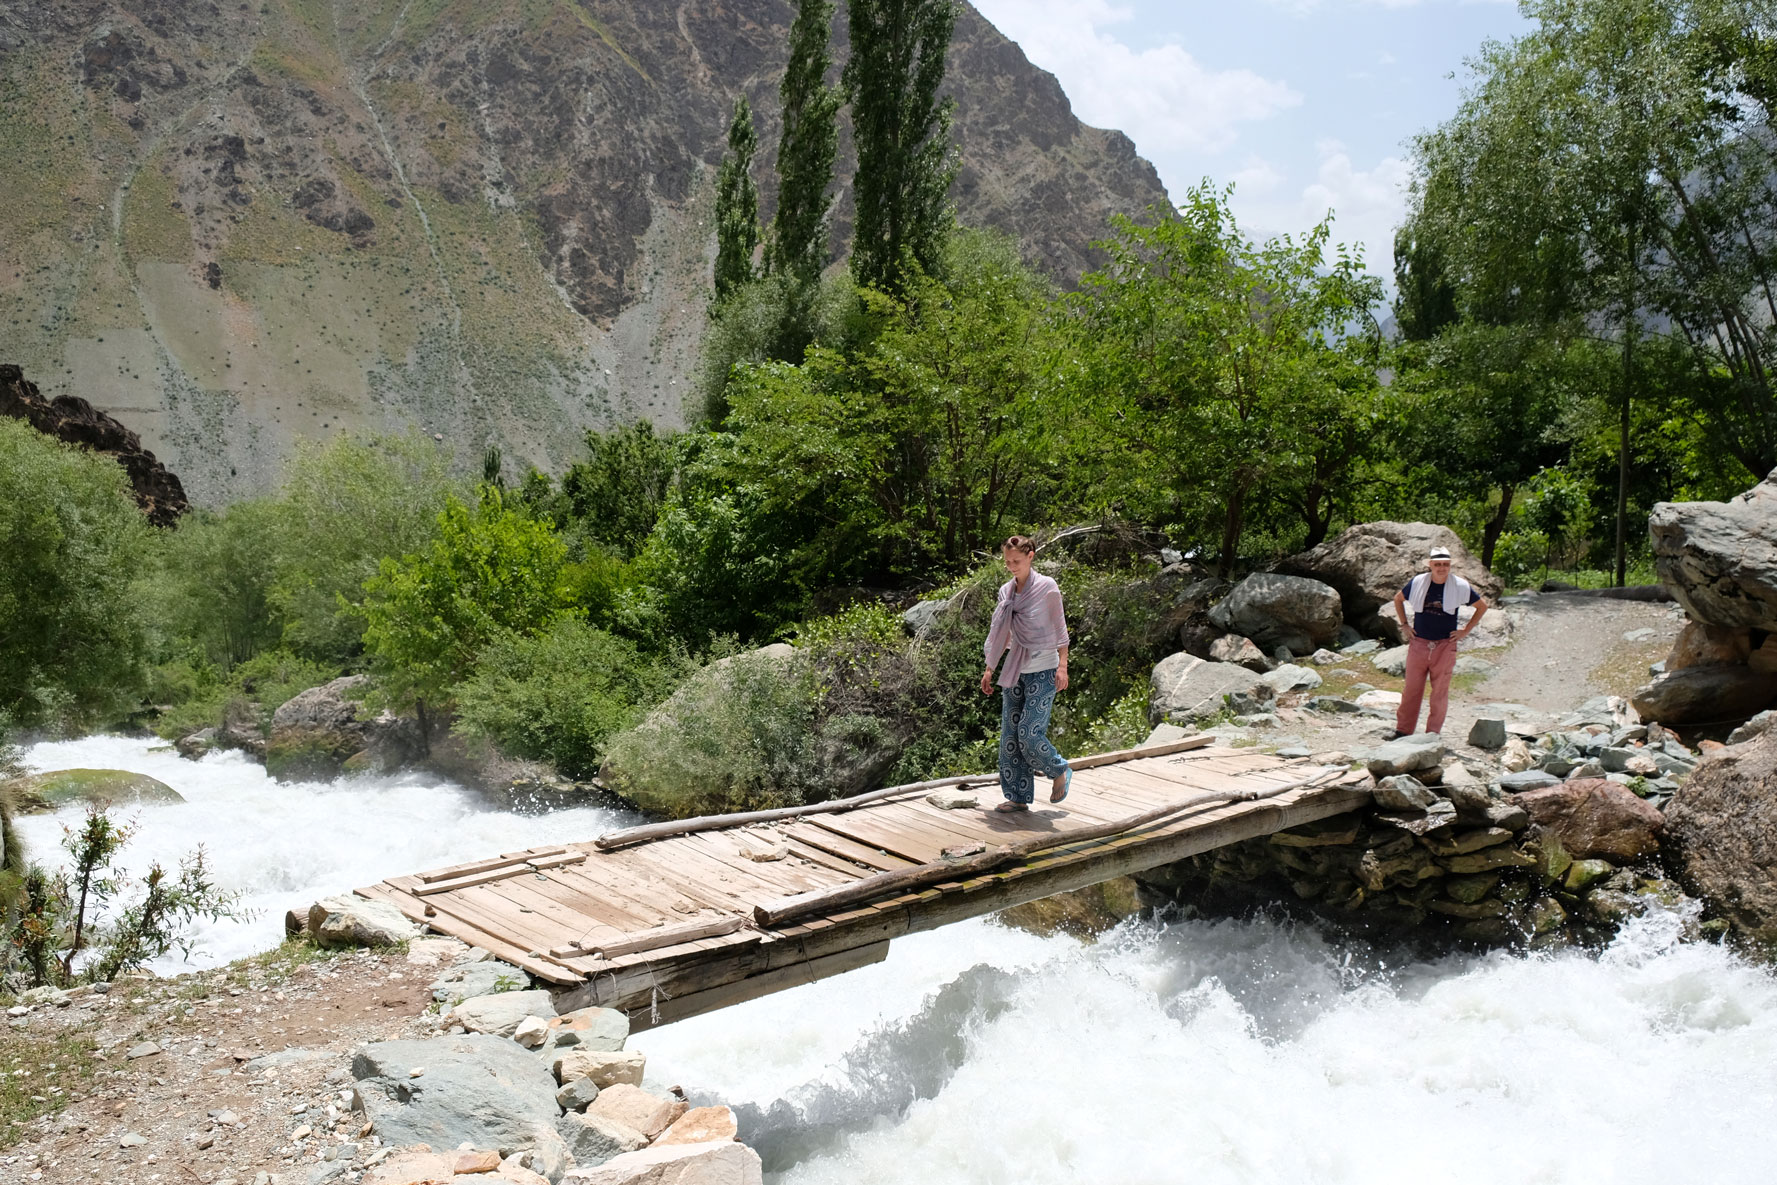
[[999, 669, 1070, 804]]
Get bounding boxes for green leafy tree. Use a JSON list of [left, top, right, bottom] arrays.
[[714, 98, 762, 303], [1408, 0, 1777, 583], [265, 433, 461, 662], [1068, 187, 1384, 576], [0, 419, 153, 730], [767, 0, 842, 288], [146, 501, 283, 670], [703, 229, 1058, 586], [845, 0, 959, 293], [361, 489, 574, 710], [559, 421, 680, 559], [453, 619, 688, 777]]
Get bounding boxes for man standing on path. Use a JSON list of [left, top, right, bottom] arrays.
[[1389, 546, 1489, 738]]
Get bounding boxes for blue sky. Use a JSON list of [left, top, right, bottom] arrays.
[[971, 0, 1533, 281]]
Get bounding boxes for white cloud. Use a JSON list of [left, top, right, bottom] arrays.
[[1243, 143, 1412, 272], [972, 0, 1301, 154]]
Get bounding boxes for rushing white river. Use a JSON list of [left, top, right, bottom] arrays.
[[18, 736, 1777, 1184]]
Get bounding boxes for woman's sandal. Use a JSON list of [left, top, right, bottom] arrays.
[[993, 800, 1029, 813], [1050, 767, 1073, 804]]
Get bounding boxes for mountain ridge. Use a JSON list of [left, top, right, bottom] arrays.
[[0, 0, 1169, 504]]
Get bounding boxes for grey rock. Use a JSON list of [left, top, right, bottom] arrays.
[[1307, 696, 1363, 714], [307, 1161, 349, 1185], [1453, 655, 1495, 675], [1377, 800, 1459, 835], [451, 990, 556, 1039], [1467, 718, 1507, 750], [1598, 747, 1636, 773], [1650, 468, 1777, 632], [1261, 663, 1323, 694], [126, 1041, 161, 1060], [1309, 648, 1341, 665], [1208, 573, 1344, 655], [1148, 654, 1274, 725], [1363, 733, 1445, 778], [900, 597, 950, 638], [925, 788, 979, 810], [307, 894, 419, 949], [1277, 745, 1312, 759], [1341, 638, 1380, 656], [1728, 709, 1777, 746], [1623, 627, 1658, 642], [352, 1033, 568, 1180], [556, 1076, 600, 1113], [1208, 634, 1274, 673], [1374, 775, 1439, 811], [1633, 665, 1777, 728], [1566, 761, 1605, 781], [1275, 521, 1502, 622], [1371, 645, 1409, 676], [1498, 769, 1561, 792], [1663, 732, 1777, 942], [556, 1111, 648, 1167], [539, 1007, 630, 1054], [1337, 625, 1365, 648], [1232, 712, 1280, 728], [430, 960, 528, 1006]]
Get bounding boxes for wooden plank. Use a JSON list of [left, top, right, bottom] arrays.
[[783, 823, 919, 871], [809, 813, 953, 864], [625, 941, 892, 1032], [358, 888, 579, 986], [552, 914, 751, 960], [416, 847, 567, 884]]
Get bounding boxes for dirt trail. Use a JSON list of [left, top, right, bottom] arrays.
[[1477, 594, 1685, 711]]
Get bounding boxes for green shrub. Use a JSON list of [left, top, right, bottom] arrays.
[[144, 501, 284, 670], [362, 488, 573, 708], [453, 619, 690, 778], [0, 419, 154, 730], [150, 650, 339, 742], [600, 646, 820, 817], [266, 433, 462, 663]]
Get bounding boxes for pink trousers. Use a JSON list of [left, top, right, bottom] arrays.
[[1396, 636, 1459, 735]]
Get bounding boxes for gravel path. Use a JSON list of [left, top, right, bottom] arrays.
[[1478, 593, 1686, 711]]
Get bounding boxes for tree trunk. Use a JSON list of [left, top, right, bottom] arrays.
[[1616, 320, 1634, 588], [1217, 483, 1247, 579], [1481, 483, 1516, 569]]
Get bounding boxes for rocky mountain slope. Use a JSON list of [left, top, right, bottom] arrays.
[[0, 0, 1168, 504]]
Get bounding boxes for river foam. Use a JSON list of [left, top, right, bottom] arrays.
[[15, 736, 1776, 1183], [14, 734, 629, 970], [644, 910, 1777, 1185]]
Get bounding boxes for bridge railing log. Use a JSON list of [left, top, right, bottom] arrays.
[[752, 765, 1343, 928], [592, 735, 1215, 851]]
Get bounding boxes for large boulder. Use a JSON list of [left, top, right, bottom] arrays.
[[1649, 467, 1777, 632], [352, 1034, 570, 1180], [308, 894, 421, 948], [1275, 521, 1502, 624], [1664, 621, 1753, 671], [1510, 779, 1664, 861], [5, 769, 184, 814], [1148, 654, 1274, 725], [451, 990, 557, 1039], [1362, 733, 1445, 778], [1631, 665, 1777, 728], [1207, 574, 1343, 656], [1663, 732, 1777, 942], [267, 676, 420, 781], [562, 1141, 764, 1185]]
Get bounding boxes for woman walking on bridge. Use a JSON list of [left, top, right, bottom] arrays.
[[981, 535, 1074, 812]]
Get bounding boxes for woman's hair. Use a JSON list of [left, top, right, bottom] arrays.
[[1002, 535, 1037, 555]]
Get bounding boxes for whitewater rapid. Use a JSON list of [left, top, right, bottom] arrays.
[[14, 734, 630, 970], [16, 736, 1777, 1184]]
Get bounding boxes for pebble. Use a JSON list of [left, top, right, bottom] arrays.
[[126, 1041, 162, 1060], [119, 1132, 147, 1147], [293, 1124, 312, 1140]]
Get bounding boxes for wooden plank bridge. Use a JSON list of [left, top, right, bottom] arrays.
[[357, 738, 1372, 1030]]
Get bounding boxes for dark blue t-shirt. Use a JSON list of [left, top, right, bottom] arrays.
[[1402, 577, 1480, 641]]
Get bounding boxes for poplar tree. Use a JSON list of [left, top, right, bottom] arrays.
[[765, 0, 841, 287], [844, 0, 958, 293], [713, 98, 761, 303]]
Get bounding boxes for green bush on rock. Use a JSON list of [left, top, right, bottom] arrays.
[[601, 645, 821, 816], [453, 619, 690, 779]]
